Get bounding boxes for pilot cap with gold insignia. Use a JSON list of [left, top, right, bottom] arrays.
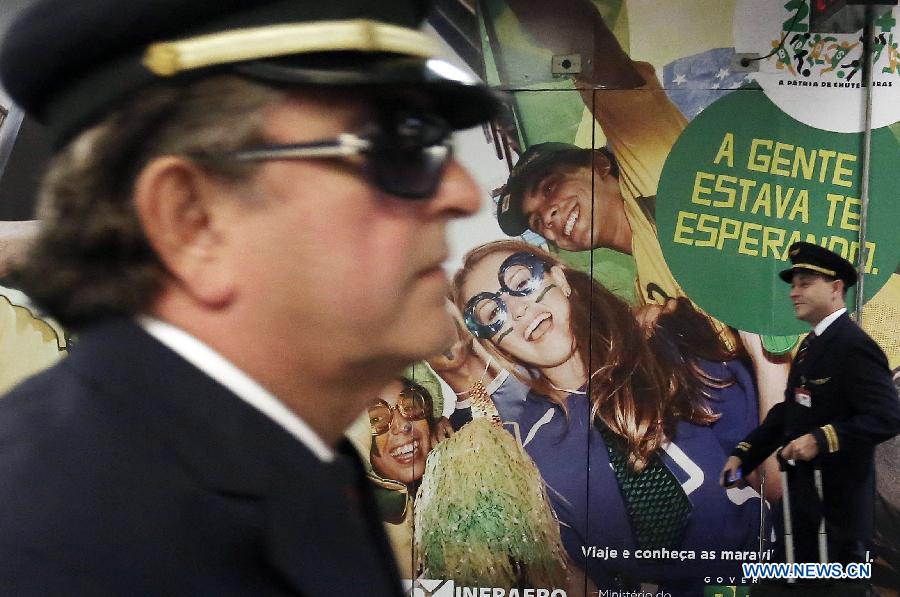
[[0, 0, 501, 146], [779, 241, 858, 287]]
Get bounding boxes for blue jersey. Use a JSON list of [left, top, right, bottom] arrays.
[[518, 358, 766, 596]]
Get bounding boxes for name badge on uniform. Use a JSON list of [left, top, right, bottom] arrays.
[[794, 387, 812, 408]]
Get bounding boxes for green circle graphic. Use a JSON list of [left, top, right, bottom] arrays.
[[658, 89, 900, 335]]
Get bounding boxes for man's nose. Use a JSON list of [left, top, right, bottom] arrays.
[[540, 202, 560, 228], [424, 159, 481, 219]]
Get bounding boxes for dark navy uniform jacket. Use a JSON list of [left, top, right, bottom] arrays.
[[0, 318, 402, 596], [736, 312, 900, 562]]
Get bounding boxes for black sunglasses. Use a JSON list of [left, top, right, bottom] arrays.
[[205, 110, 453, 199]]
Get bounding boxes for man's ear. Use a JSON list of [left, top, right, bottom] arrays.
[[132, 156, 236, 307], [592, 149, 612, 178], [834, 278, 846, 300], [549, 265, 572, 297]]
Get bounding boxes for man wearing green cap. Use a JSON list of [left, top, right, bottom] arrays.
[[497, 0, 687, 309], [0, 0, 498, 593], [721, 242, 900, 568]]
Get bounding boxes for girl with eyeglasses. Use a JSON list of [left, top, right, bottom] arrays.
[[368, 378, 437, 487], [360, 376, 447, 579], [450, 240, 766, 597]]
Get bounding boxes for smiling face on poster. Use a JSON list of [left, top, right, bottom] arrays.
[[733, 0, 900, 133]]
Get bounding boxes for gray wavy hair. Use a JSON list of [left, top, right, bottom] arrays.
[[14, 76, 286, 329]]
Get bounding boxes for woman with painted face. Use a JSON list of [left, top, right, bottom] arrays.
[[452, 240, 764, 597]]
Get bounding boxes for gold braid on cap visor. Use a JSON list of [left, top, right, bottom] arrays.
[[792, 263, 837, 278], [142, 19, 441, 77]]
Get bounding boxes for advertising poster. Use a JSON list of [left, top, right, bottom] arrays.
[[346, 2, 900, 597], [0, 85, 66, 390]]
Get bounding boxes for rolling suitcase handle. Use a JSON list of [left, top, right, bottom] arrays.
[[776, 453, 796, 583], [812, 462, 828, 565], [776, 452, 827, 585]]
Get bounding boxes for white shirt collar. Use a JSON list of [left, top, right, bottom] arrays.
[[814, 307, 846, 337], [136, 315, 334, 462]]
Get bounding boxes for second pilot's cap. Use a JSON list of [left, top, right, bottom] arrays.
[[779, 241, 858, 287]]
